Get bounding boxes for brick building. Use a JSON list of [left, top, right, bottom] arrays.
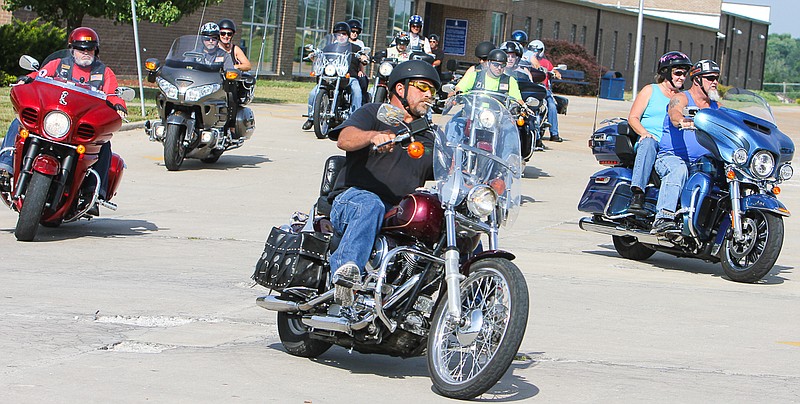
[[6, 0, 770, 90]]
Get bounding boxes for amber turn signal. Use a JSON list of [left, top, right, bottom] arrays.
[[773, 186, 781, 195], [19, 128, 29, 139], [407, 141, 425, 159], [726, 170, 736, 180], [490, 178, 506, 195], [144, 61, 157, 71], [310, 72, 316, 77], [225, 71, 239, 80], [516, 116, 525, 126], [76, 145, 86, 155]]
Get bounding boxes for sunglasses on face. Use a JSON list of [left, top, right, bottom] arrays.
[[203, 37, 218, 42], [220, 31, 233, 37], [489, 61, 505, 69], [703, 75, 720, 82], [408, 80, 436, 96], [672, 69, 687, 77], [410, 24, 421, 29], [350, 30, 360, 34]]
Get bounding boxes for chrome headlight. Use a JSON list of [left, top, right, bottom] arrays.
[[525, 96, 542, 109], [185, 84, 220, 102], [779, 163, 793, 181], [43, 111, 70, 139], [379, 61, 394, 77], [478, 110, 496, 128], [324, 64, 336, 76], [732, 148, 748, 164], [156, 77, 178, 99], [466, 185, 497, 218], [750, 150, 775, 178]]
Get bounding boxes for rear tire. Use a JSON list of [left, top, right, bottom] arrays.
[[612, 235, 656, 260], [721, 210, 784, 283], [277, 311, 332, 358], [313, 91, 330, 139], [15, 171, 52, 241], [164, 124, 186, 171]]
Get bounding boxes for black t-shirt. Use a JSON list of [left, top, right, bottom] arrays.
[[328, 103, 435, 205], [432, 48, 445, 74], [322, 42, 362, 77]]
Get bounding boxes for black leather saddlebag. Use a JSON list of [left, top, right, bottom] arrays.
[[252, 227, 330, 292]]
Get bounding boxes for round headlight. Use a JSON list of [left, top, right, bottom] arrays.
[[466, 185, 497, 218], [379, 61, 394, 77], [43, 111, 71, 139], [750, 150, 775, 178], [324, 64, 336, 76], [779, 164, 793, 181], [478, 110, 496, 128], [732, 148, 748, 164], [525, 96, 542, 109]]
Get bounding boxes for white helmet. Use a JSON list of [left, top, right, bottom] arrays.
[[528, 40, 545, 58]]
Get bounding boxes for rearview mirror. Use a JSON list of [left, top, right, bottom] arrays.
[[19, 55, 39, 71], [377, 103, 406, 127], [116, 87, 136, 102], [441, 83, 455, 94]]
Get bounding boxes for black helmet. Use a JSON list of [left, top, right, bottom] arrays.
[[475, 41, 496, 59], [218, 18, 236, 33], [396, 32, 410, 46], [690, 59, 721, 80], [658, 51, 691, 73], [347, 19, 362, 33], [487, 49, 508, 64], [499, 41, 522, 57], [429, 34, 440, 42], [511, 30, 528, 44], [388, 60, 442, 93], [200, 22, 220, 38], [333, 21, 350, 34]]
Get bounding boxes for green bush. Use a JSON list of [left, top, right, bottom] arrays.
[[544, 39, 604, 96], [0, 18, 66, 84]]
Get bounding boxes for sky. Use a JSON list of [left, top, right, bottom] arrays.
[[737, 0, 799, 37]]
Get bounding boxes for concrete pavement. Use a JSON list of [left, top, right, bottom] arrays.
[[0, 97, 798, 402]]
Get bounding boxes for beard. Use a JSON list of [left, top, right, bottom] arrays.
[[74, 55, 94, 67], [409, 100, 431, 118], [708, 88, 721, 102]]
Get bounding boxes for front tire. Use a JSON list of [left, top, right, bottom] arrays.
[[164, 124, 186, 171], [15, 171, 52, 241], [721, 210, 784, 283], [277, 311, 332, 358], [613, 235, 656, 260], [313, 91, 330, 139], [427, 258, 529, 399]]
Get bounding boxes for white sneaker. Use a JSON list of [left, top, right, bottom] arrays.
[[333, 262, 361, 307]]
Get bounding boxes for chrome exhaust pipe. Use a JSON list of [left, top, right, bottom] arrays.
[[256, 295, 299, 312], [302, 315, 352, 333], [578, 216, 667, 246]]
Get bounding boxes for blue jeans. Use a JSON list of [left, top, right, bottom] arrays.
[[0, 119, 19, 172], [329, 187, 391, 275], [653, 153, 688, 220], [631, 137, 658, 191], [307, 78, 363, 118], [546, 90, 559, 137]]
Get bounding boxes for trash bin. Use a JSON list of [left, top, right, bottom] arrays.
[[600, 71, 625, 100]]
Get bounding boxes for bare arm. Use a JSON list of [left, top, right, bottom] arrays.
[[337, 126, 396, 152], [233, 46, 251, 71], [667, 93, 691, 129], [627, 84, 654, 138]]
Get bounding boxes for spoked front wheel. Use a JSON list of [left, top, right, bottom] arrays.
[[721, 210, 784, 283], [427, 258, 529, 399], [312, 91, 331, 139]]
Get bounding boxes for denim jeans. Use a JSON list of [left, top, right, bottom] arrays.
[[546, 90, 559, 137], [653, 153, 688, 220], [0, 119, 19, 172], [631, 136, 658, 191], [329, 187, 392, 275], [307, 78, 363, 118]]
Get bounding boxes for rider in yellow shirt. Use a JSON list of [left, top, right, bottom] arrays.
[[455, 49, 522, 100]]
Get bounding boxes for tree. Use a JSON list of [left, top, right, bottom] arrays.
[[3, 0, 222, 34], [764, 33, 800, 84]]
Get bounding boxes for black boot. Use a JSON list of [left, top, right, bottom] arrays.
[[627, 190, 645, 215]]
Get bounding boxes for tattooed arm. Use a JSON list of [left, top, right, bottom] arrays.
[[667, 93, 692, 129]]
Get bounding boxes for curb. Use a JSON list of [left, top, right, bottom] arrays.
[[120, 121, 146, 132]]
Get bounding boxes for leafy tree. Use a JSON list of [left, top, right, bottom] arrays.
[[544, 39, 605, 96], [0, 19, 65, 84], [764, 33, 800, 84], [3, 0, 222, 33]]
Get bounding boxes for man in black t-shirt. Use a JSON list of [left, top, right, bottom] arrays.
[[326, 60, 441, 306], [429, 34, 444, 75]]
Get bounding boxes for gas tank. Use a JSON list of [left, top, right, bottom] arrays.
[[383, 191, 444, 246]]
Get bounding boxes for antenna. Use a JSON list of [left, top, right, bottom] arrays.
[[591, 66, 602, 134]]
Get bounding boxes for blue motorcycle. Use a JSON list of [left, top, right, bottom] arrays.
[[578, 88, 794, 282]]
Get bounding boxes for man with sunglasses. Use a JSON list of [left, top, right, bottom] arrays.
[[650, 59, 721, 234], [454, 49, 522, 101], [324, 61, 440, 306], [197, 22, 235, 70]]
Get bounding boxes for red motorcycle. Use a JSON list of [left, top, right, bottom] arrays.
[[0, 54, 134, 241]]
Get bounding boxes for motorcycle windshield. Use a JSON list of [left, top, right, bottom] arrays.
[[164, 35, 227, 72], [719, 88, 775, 124], [310, 34, 351, 77], [433, 91, 523, 228]]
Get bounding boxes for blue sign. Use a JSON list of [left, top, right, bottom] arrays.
[[443, 18, 468, 56]]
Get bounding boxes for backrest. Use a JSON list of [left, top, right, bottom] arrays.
[[316, 155, 347, 216], [614, 122, 636, 166]]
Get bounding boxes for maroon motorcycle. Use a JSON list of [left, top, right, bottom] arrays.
[[0, 54, 134, 241], [252, 97, 529, 399]]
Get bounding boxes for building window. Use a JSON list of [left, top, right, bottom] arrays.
[[386, 0, 414, 43], [347, 0, 375, 48], [553, 21, 560, 39], [580, 26, 586, 47], [535, 19, 543, 39], [610, 30, 617, 69], [570, 24, 576, 43], [295, 0, 330, 75], [625, 33, 632, 70], [242, 0, 280, 74], [491, 12, 506, 45]]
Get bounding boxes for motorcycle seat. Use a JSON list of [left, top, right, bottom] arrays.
[[316, 155, 346, 217], [614, 122, 661, 189]]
